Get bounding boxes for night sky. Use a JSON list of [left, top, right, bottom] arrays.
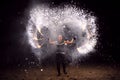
[[0, 0, 118, 67]]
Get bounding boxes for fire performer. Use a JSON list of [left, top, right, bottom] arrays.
[[49, 35, 74, 76]]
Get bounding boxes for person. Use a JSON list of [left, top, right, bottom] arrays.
[[49, 35, 74, 76]]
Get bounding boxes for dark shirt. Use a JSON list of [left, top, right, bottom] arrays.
[[56, 40, 65, 53]]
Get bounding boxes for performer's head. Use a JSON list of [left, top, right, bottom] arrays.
[[58, 35, 63, 42], [41, 26, 48, 34]]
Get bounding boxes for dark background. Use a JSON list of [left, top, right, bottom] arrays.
[[0, 0, 118, 68]]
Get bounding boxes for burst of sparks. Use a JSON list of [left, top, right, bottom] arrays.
[[26, 5, 98, 60]]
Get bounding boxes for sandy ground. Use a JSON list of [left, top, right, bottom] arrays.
[[0, 65, 120, 80]]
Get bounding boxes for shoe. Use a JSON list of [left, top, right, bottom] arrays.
[[64, 72, 67, 74], [57, 73, 61, 76]]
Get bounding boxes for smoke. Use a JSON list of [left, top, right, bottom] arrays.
[[26, 4, 98, 63]]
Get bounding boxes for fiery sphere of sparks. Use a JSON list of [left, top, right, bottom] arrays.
[[26, 5, 98, 61]]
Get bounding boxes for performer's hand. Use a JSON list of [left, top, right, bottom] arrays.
[[49, 39, 56, 45]]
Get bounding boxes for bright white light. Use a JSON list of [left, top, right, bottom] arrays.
[[41, 69, 43, 71], [26, 5, 98, 60]]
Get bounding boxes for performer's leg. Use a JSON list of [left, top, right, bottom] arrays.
[[56, 54, 61, 76], [62, 54, 67, 74]]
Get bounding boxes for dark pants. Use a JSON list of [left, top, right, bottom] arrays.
[[56, 52, 66, 75]]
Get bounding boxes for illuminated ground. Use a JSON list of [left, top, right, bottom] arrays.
[[0, 65, 120, 80]]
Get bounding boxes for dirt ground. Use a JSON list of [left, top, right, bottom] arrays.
[[0, 65, 120, 80]]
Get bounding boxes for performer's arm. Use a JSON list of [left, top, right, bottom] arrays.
[[66, 38, 74, 44], [49, 39, 56, 45]]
